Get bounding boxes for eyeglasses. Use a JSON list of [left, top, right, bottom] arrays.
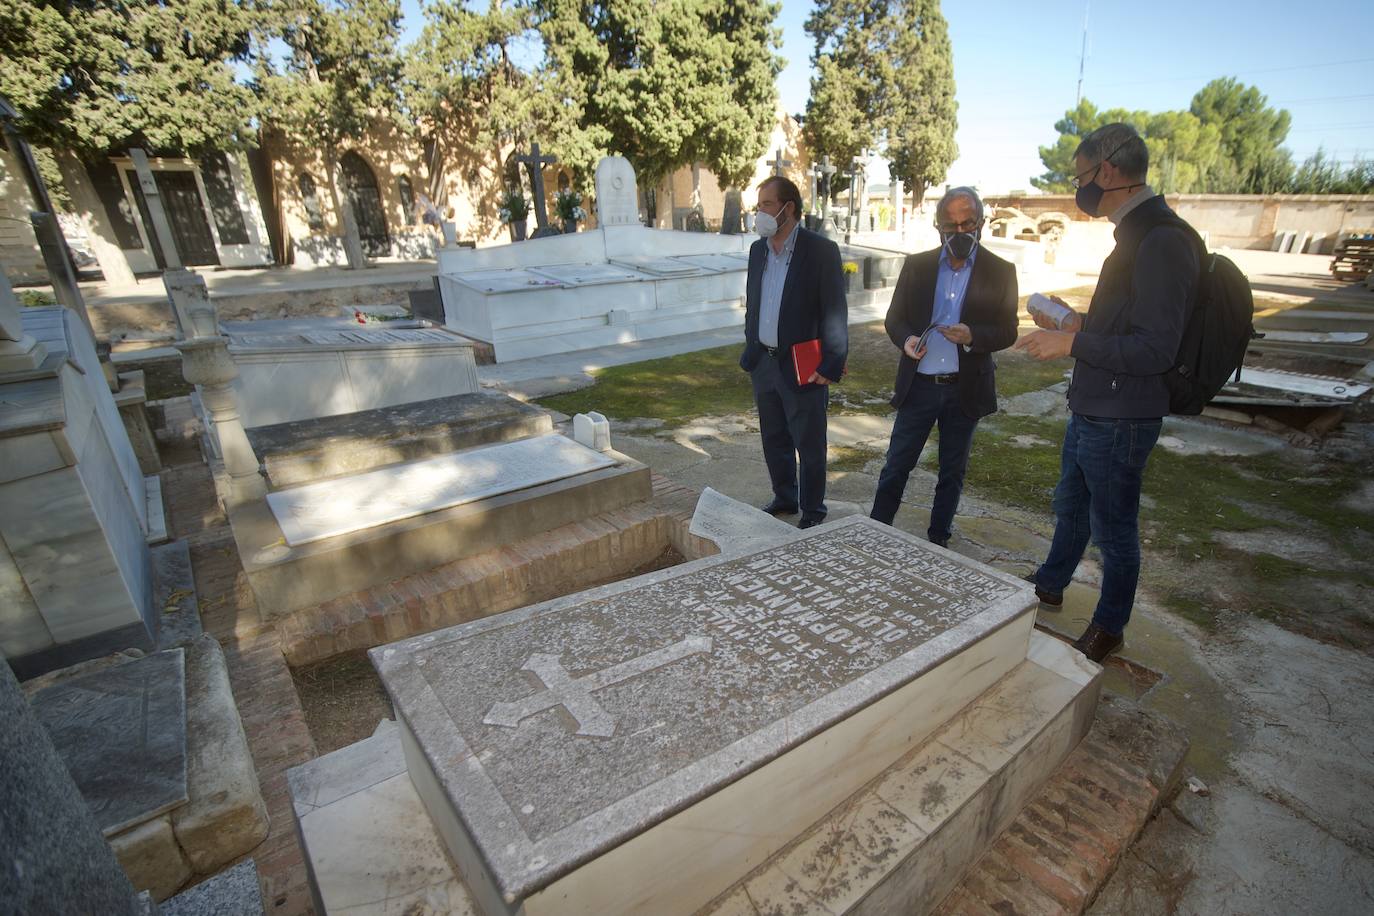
[[1070, 162, 1101, 190], [935, 218, 980, 233]]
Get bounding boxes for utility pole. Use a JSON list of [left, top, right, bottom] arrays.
[[1076, 1, 1090, 107]]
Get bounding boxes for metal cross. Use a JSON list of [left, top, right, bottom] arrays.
[[516, 141, 559, 230], [484, 635, 713, 738], [770, 149, 792, 176]]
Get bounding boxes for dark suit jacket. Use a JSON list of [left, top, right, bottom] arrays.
[[739, 226, 848, 388], [885, 246, 1019, 418]]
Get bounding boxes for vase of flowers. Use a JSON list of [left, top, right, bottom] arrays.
[[842, 260, 864, 293], [554, 189, 587, 233], [498, 187, 530, 241]]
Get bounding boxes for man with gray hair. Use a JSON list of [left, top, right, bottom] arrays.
[[1015, 121, 1201, 663], [869, 186, 1018, 546]]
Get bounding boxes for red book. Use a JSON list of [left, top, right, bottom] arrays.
[[791, 339, 845, 385]]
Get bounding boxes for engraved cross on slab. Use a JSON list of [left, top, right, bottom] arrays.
[[484, 635, 713, 737]]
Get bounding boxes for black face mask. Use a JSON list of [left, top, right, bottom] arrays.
[[943, 230, 979, 261]]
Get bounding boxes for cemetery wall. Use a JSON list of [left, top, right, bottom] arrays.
[[984, 191, 1374, 254]]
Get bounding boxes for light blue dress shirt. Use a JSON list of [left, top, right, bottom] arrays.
[[758, 222, 800, 348], [918, 246, 977, 375]]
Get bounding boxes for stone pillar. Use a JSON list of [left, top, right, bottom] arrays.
[[890, 178, 905, 237], [128, 149, 182, 271], [56, 151, 137, 287], [163, 268, 213, 339], [0, 267, 47, 373], [175, 336, 266, 506]]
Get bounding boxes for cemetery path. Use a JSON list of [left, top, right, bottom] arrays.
[[162, 443, 318, 916]]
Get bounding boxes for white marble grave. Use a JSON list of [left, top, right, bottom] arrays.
[[688, 486, 795, 554], [371, 517, 1039, 916], [225, 322, 479, 428], [0, 306, 158, 674], [265, 434, 617, 546], [437, 156, 753, 362]]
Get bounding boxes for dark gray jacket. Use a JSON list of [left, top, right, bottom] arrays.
[[1068, 196, 1199, 419]]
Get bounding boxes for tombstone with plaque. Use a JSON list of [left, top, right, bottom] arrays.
[[517, 143, 561, 239]]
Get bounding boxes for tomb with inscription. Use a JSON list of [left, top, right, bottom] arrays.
[[438, 156, 754, 362], [286, 516, 1104, 916]]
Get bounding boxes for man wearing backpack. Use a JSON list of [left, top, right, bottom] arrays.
[[1014, 122, 1199, 663]]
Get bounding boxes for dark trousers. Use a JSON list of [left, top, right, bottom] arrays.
[[751, 356, 829, 519], [869, 376, 979, 543], [1033, 413, 1162, 635]]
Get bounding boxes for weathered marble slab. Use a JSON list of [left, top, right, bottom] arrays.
[[373, 517, 1033, 915], [266, 434, 617, 546], [689, 486, 797, 554], [529, 264, 645, 286], [676, 253, 752, 273], [29, 649, 188, 835], [608, 256, 705, 277], [300, 328, 458, 346], [444, 268, 560, 294]]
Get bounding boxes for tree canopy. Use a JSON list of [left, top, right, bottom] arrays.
[[1033, 78, 1315, 195], [804, 0, 957, 201], [0, 0, 260, 156]]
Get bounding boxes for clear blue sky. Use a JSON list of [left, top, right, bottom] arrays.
[[399, 0, 1374, 194]]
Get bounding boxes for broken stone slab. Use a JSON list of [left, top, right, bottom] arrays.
[[108, 813, 193, 901], [688, 486, 797, 554], [170, 634, 269, 874], [29, 648, 189, 835], [159, 860, 265, 916]]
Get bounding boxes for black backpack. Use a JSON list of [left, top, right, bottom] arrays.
[[1141, 214, 1259, 415]]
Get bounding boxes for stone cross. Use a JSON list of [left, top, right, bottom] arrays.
[[770, 149, 792, 177], [845, 158, 865, 241], [815, 157, 837, 218], [129, 149, 183, 271], [516, 142, 559, 232], [484, 636, 713, 737]]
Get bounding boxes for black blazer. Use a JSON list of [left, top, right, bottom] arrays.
[[739, 226, 849, 388], [885, 246, 1019, 418]]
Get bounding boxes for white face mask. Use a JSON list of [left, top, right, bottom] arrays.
[[755, 208, 779, 238]]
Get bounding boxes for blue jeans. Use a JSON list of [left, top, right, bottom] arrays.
[[869, 377, 979, 543], [1034, 413, 1162, 635]]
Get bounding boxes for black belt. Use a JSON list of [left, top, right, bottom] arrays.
[[917, 372, 959, 385], [763, 345, 779, 356]]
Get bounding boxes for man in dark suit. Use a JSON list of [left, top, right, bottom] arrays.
[[869, 187, 1018, 546], [739, 175, 848, 529]]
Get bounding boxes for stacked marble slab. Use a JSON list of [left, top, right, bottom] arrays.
[[436, 157, 754, 363], [1, 305, 167, 677], [289, 516, 1103, 915], [230, 388, 651, 620]]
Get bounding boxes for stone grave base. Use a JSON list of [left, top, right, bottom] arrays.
[[231, 449, 652, 621], [247, 391, 553, 488], [287, 630, 1102, 916], [25, 635, 268, 901], [275, 476, 704, 667]]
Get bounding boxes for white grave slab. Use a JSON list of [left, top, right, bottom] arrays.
[[529, 264, 646, 286], [1260, 330, 1369, 345], [608, 256, 705, 277], [1231, 367, 1371, 400], [594, 156, 641, 227], [266, 434, 617, 546], [676, 253, 752, 273], [450, 268, 564, 294]]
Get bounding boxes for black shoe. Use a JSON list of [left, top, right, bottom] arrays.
[[761, 499, 799, 517], [1072, 623, 1123, 663], [1024, 574, 1063, 609], [929, 535, 949, 549], [798, 515, 826, 529]]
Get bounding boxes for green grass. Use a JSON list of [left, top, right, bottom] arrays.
[[829, 444, 885, 473], [17, 289, 56, 307]]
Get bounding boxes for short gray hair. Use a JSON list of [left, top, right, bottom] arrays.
[[1075, 122, 1149, 181], [935, 186, 984, 226]]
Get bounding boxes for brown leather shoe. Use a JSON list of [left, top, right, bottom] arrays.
[[1023, 574, 1063, 609], [1072, 623, 1123, 663]]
